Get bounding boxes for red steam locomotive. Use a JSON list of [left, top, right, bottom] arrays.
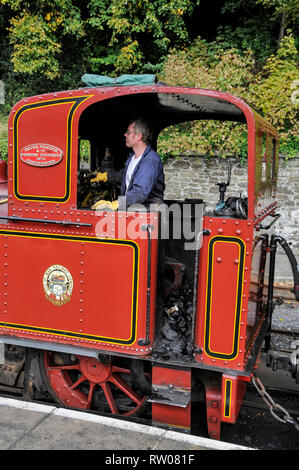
[[0, 75, 297, 440]]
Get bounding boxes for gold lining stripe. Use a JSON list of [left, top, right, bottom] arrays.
[[203, 236, 246, 360], [13, 95, 92, 203], [0, 229, 140, 345]]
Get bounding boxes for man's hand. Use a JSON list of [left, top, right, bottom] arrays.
[[90, 172, 108, 183], [81, 191, 94, 207], [91, 200, 119, 211]]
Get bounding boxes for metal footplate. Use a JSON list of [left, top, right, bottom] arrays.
[[148, 384, 191, 408]]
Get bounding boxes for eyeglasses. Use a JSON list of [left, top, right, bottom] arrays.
[[124, 130, 136, 135]]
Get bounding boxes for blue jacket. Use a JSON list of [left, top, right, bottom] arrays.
[[108, 145, 165, 207]]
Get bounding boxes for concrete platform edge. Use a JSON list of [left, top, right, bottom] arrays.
[[0, 396, 253, 451]]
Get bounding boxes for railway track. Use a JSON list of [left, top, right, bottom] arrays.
[[221, 381, 299, 449]]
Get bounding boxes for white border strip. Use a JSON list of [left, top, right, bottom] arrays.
[[0, 397, 253, 451], [0, 396, 56, 414]]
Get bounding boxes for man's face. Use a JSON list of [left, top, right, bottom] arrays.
[[124, 123, 141, 148]]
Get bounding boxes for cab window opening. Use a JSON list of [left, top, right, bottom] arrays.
[[76, 94, 248, 219], [79, 138, 91, 170], [157, 119, 248, 219]]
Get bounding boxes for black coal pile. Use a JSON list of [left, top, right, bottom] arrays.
[[158, 280, 194, 358]]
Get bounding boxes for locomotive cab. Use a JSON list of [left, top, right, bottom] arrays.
[[0, 77, 297, 440], [75, 90, 248, 212]]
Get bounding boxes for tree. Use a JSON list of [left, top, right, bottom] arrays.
[[249, 32, 299, 156], [0, 0, 298, 159], [158, 37, 254, 158], [256, 0, 299, 44], [216, 0, 298, 65], [0, 0, 86, 79], [87, 0, 199, 74], [158, 32, 299, 159]]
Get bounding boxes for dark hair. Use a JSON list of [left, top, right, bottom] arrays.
[[130, 118, 153, 144]]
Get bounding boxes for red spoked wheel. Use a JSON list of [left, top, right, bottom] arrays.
[[40, 351, 148, 417]]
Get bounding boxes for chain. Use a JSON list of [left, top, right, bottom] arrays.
[[252, 375, 299, 431]]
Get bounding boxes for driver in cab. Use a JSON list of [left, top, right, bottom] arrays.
[[90, 118, 165, 211]]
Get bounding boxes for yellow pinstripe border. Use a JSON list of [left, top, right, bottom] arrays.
[[203, 236, 246, 361], [0, 229, 140, 345], [223, 378, 232, 418], [13, 95, 93, 203]]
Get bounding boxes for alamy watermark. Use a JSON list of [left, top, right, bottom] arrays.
[[94, 197, 204, 251]]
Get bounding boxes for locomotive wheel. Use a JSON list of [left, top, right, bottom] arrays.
[[40, 351, 148, 416]]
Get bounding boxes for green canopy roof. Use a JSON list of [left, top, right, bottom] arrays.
[[81, 73, 157, 87]]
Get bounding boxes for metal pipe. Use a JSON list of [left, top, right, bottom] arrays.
[[274, 235, 299, 302], [0, 215, 92, 227], [265, 235, 278, 351]]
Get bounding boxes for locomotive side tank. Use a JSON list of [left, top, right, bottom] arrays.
[[0, 78, 297, 439]]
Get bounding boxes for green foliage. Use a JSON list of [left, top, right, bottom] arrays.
[[0, 0, 298, 161], [249, 33, 299, 154], [256, 0, 299, 24], [158, 32, 299, 159], [1, 0, 85, 79], [218, 0, 299, 64], [216, 22, 276, 66], [9, 13, 62, 79], [158, 38, 253, 157], [0, 0, 200, 96], [87, 0, 199, 74]]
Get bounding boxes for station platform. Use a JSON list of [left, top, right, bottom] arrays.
[[0, 396, 252, 451]]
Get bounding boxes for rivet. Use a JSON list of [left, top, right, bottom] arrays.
[[209, 415, 218, 423]]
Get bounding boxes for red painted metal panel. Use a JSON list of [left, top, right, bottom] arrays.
[[1, 233, 136, 341], [14, 100, 75, 201], [194, 216, 253, 371], [152, 366, 191, 389], [221, 374, 250, 423], [0, 212, 159, 355], [8, 94, 94, 211], [206, 238, 244, 356], [151, 366, 191, 430]]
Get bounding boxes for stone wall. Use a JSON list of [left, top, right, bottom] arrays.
[[163, 155, 299, 287]]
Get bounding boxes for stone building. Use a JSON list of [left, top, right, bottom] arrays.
[[163, 155, 299, 297]]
